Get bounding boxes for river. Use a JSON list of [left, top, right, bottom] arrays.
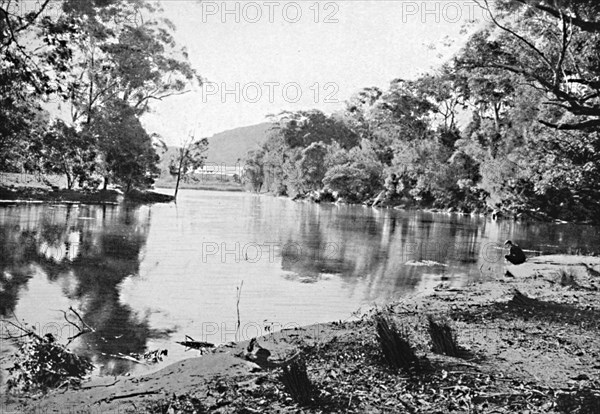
[[1, 189, 599, 378]]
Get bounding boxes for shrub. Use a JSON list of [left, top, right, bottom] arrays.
[[7, 333, 94, 393]]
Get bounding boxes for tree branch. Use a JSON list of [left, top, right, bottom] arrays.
[[539, 118, 600, 130], [476, 0, 553, 69]]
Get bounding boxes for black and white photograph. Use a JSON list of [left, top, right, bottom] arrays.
[[1, 1, 600, 412]]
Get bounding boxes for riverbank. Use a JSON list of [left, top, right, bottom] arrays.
[[0, 186, 174, 205], [288, 188, 600, 225], [3, 254, 599, 413], [0, 172, 174, 204]]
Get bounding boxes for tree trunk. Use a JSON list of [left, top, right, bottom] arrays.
[[493, 102, 501, 132], [174, 157, 184, 200], [103, 175, 109, 191], [64, 164, 73, 190]]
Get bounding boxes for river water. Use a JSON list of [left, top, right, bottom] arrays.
[[1, 189, 599, 378]]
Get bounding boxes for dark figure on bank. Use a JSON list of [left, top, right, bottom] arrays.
[[504, 240, 526, 265]]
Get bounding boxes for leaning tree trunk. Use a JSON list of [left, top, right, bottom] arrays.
[[174, 157, 184, 200]]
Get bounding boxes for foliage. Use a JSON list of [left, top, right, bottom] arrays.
[[168, 133, 209, 198], [234, 2, 600, 222], [457, 0, 600, 131], [93, 100, 161, 191], [270, 110, 359, 150], [243, 149, 265, 192], [323, 146, 383, 202], [297, 142, 328, 192], [34, 120, 98, 189], [7, 332, 94, 393], [0, 0, 199, 194]]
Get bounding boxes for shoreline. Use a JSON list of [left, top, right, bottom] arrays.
[[3, 254, 600, 413], [0, 186, 174, 205]]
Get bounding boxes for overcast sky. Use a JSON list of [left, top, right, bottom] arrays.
[[141, 1, 486, 144]]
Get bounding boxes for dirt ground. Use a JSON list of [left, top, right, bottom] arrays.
[[3, 254, 600, 413]]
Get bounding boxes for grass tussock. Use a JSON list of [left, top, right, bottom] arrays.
[[427, 315, 460, 357], [374, 314, 421, 374], [279, 357, 315, 406]]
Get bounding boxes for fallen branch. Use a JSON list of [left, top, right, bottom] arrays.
[[94, 390, 162, 405], [81, 379, 120, 389], [176, 335, 215, 350]]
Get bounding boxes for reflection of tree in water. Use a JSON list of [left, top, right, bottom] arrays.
[[278, 207, 421, 298], [280, 207, 353, 281], [0, 212, 39, 315], [0, 204, 171, 376], [277, 207, 493, 301]]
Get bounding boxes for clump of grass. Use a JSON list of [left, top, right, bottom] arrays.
[[279, 357, 315, 406], [375, 314, 421, 374], [427, 315, 460, 357], [558, 268, 579, 288]]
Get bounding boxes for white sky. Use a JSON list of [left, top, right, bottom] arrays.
[[141, 1, 487, 144]]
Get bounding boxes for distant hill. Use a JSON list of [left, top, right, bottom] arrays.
[[205, 122, 272, 165], [155, 122, 272, 188]]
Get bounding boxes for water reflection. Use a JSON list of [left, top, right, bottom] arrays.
[[1, 191, 600, 380], [0, 204, 171, 376]]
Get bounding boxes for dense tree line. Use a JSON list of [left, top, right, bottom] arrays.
[[0, 0, 200, 191], [244, 0, 600, 223]]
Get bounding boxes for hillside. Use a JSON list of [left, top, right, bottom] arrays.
[[155, 122, 272, 190], [205, 122, 272, 165], [158, 122, 271, 170]]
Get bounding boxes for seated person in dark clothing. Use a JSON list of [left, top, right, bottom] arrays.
[[504, 240, 526, 265]]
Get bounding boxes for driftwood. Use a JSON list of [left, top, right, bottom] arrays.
[[81, 379, 120, 389], [176, 335, 215, 350], [94, 390, 162, 405]]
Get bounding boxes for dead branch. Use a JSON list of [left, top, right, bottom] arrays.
[[59, 307, 96, 345], [81, 379, 120, 389], [94, 390, 162, 405]]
